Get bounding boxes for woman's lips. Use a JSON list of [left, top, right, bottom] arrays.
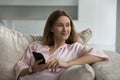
[[61, 33, 68, 36]]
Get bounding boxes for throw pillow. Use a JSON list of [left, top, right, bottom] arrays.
[[59, 64, 95, 80], [78, 28, 92, 45]]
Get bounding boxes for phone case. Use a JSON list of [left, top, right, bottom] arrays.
[[32, 52, 45, 65]]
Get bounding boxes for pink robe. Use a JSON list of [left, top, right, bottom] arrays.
[[15, 41, 108, 80]]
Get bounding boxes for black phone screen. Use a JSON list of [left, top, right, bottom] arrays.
[[32, 52, 45, 65]]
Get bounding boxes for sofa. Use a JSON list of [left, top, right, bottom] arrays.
[[0, 26, 120, 80]]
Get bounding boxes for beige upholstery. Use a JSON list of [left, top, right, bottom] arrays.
[[59, 64, 95, 80], [92, 50, 120, 80], [78, 28, 92, 45], [1, 26, 120, 80], [0, 26, 93, 80], [0, 26, 42, 80]]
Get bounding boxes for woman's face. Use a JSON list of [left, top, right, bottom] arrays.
[[51, 16, 71, 42]]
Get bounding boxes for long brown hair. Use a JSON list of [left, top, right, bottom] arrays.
[[42, 10, 78, 46]]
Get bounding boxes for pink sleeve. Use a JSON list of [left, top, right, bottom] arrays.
[[77, 44, 109, 61], [14, 42, 35, 80]]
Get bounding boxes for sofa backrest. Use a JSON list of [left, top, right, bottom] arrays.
[[0, 26, 92, 80], [0, 26, 42, 80]]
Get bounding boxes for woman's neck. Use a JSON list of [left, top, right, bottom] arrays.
[[52, 41, 66, 49], [48, 41, 66, 55]]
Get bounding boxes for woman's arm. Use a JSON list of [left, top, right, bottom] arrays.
[[18, 60, 48, 80], [17, 67, 32, 79], [65, 43, 109, 67], [55, 54, 104, 68], [47, 54, 104, 69], [67, 54, 103, 67]]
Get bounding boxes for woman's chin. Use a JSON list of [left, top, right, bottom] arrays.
[[61, 37, 69, 41]]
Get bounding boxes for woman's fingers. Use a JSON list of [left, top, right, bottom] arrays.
[[47, 58, 59, 72], [38, 63, 48, 72], [36, 59, 43, 65], [32, 60, 48, 72], [52, 62, 59, 72]]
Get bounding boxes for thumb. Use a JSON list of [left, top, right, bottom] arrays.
[[36, 59, 43, 64]]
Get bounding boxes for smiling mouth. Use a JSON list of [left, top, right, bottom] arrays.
[[61, 33, 69, 36]]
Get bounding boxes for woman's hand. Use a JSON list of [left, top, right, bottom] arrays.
[[47, 58, 69, 72], [32, 60, 48, 73], [47, 58, 59, 72], [18, 60, 48, 79], [58, 59, 70, 68]]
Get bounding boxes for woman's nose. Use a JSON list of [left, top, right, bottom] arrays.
[[63, 26, 67, 31]]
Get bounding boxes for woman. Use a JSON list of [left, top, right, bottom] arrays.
[[15, 10, 108, 80]]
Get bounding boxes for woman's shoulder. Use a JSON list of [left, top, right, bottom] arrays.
[[27, 41, 46, 50], [29, 41, 44, 47], [72, 42, 83, 46], [65, 42, 85, 51], [68, 42, 84, 48]]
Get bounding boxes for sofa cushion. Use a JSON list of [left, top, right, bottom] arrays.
[[59, 64, 95, 80], [0, 26, 92, 80], [0, 26, 42, 80], [92, 50, 120, 80], [78, 28, 92, 45]]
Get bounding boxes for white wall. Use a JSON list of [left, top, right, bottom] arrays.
[[77, 0, 116, 51], [1, 0, 117, 51]]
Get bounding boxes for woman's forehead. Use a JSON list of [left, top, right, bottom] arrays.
[[55, 16, 70, 23]]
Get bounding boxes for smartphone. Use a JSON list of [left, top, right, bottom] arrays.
[[32, 52, 45, 65]]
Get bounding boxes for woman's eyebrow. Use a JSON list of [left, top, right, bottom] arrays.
[[55, 23, 63, 25], [56, 22, 70, 24]]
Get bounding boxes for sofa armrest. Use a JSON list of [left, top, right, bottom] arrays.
[[92, 50, 120, 80], [59, 64, 95, 80]]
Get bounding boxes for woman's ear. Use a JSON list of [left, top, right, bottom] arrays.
[[50, 29, 53, 32], [50, 26, 54, 32]]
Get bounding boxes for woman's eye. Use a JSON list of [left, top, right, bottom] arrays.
[[57, 24, 63, 27], [66, 25, 70, 27], [66, 24, 70, 27]]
